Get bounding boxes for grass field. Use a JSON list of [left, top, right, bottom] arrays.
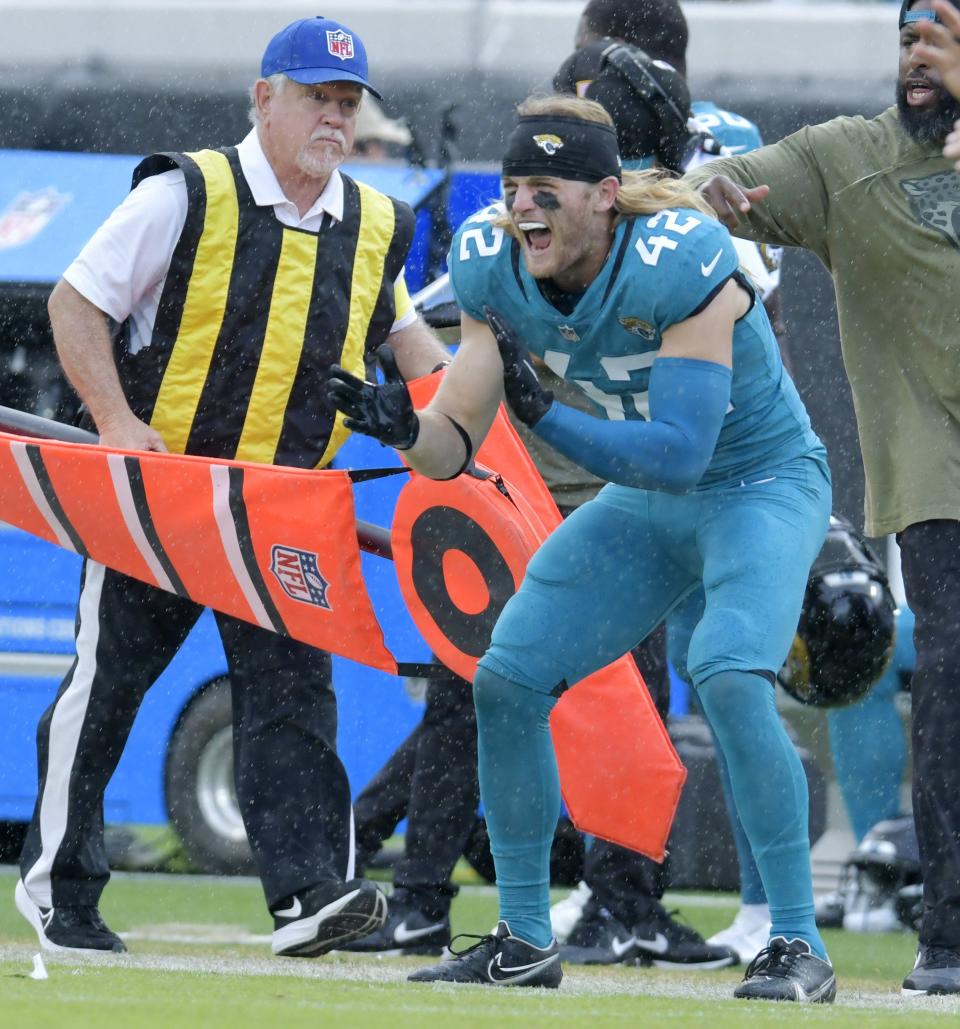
[[1, 864, 958, 1028]]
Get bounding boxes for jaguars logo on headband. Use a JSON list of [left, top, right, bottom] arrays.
[[534, 134, 564, 156]]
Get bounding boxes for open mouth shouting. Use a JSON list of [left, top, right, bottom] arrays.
[[905, 74, 939, 107], [518, 220, 552, 255]]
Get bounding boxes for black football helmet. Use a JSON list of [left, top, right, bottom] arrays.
[[779, 515, 897, 708], [835, 817, 922, 932]]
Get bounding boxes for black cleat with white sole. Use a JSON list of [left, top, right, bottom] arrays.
[[734, 936, 836, 1003], [339, 888, 450, 955], [15, 878, 126, 953], [408, 920, 562, 988], [271, 878, 387, 957], [632, 903, 737, 970], [902, 945, 960, 996], [561, 900, 636, 965]]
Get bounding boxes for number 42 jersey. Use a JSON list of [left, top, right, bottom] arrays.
[[448, 204, 824, 490]]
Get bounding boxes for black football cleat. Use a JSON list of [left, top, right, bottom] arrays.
[[15, 879, 126, 954], [734, 936, 836, 1003], [339, 888, 450, 955], [561, 900, 636, 965], [408, 920, 562, 988], [271, 878, 387, 957], [902, 945, 960, 996], [632, 903, 737, 970]]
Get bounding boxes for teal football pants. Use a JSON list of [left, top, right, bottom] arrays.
[[475, 454, 831, 950]]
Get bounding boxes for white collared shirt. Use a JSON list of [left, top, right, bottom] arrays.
[[65, 129, 413, 354]]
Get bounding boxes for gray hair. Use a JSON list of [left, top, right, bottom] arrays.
[[247, 72, 289, 127]]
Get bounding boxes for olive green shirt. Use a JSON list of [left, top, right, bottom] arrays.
[[685, 107, 960, 537]]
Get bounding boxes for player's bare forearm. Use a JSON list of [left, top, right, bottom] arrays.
[[47, 279, 166, 451], [387, 316, 453, 379], [403, 312, 503, 478]]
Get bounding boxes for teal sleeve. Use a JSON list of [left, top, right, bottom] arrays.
[[532, 357, 732, 493]]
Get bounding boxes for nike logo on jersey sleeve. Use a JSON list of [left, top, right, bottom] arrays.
[[701, 250, 724, 276]]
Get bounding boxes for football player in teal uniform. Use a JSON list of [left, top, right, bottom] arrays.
[[552, 12, 783, 966], [328, 94, 836, 1003]]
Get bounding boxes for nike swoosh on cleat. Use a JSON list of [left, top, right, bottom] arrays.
[[488, 952, 558, 983], [272, 897, 303, 920], [634, 932, 669, 955], [611, 936, 635, 959], [701, 250, 723, 276], [394, 921, 446, 944]]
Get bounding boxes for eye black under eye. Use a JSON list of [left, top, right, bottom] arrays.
[[533, 190, 561, 211]]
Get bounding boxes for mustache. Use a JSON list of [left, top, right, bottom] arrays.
[[309, 130, 347, 148]]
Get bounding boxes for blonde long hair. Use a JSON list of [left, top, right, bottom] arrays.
[[500, 94, 714, 225]]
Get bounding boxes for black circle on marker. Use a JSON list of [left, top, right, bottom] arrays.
[[410, 506, 516, 658]]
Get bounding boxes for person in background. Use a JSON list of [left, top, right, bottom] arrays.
[[351, 96, 412, 161]]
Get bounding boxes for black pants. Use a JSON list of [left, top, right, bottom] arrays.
[[354, 669, 478, 918], [20, 562, 350, 911], [899, 520, 960, 948]]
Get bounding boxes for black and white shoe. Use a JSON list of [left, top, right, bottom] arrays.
[[734, 936, 836, 1003], [15, 879, 126, 954], [271, 878, 387, 957], [902, 945, 960, 996], [632, 903, 737, 970], [339, 888, 450, 955], [560, 901, 636, 965], [408, 920, 562, 988]]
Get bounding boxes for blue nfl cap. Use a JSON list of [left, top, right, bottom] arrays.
[[261, 16, 382, 99]]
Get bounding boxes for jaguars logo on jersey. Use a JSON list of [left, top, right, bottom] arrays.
[[618, 316, 657, 341], [534, 134, 564, 156]]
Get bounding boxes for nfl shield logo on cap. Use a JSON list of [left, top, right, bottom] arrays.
[[260, 16, 382, 99], [326, 29, 354, 61]]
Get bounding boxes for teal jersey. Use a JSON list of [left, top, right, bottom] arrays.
[[449, 205, 823, 489], [690, 100, 764, 155], [623, 102, 763, 170]]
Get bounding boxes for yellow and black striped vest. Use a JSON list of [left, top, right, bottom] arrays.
[[119, 147, 415, 468]]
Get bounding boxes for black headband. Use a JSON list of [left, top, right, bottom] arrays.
[[502, 115, 622, 183]]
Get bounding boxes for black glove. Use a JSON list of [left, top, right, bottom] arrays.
[[327, 344, 420, 449], [484, 306, 554, 427]]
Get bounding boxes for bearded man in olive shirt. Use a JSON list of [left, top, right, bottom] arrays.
[[685, 0, 960, 996]]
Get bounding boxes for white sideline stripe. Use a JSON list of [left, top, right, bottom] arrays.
[[23, 561, 105, 909], [10, 441, 76, 552], [0, 942, 949, 1011], [209, 465, 273, 631], [106, 453, 175, 594]]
